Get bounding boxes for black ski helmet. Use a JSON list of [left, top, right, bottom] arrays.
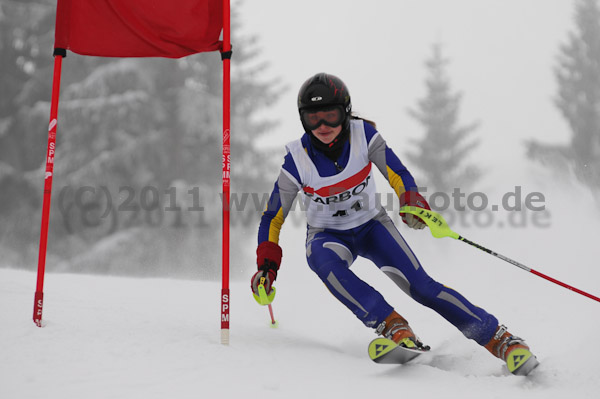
[[297, 73, 352, 153]]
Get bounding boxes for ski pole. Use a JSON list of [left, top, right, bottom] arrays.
[[266, 303, 276, 326], [400, 206, 600, 303], [253, 276, 278, 327]]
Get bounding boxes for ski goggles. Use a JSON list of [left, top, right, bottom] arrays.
[[301, 105, 344, 130]]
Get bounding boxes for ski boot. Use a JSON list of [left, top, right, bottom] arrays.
[[485, 324, 539, 376], [376, 310, 429, 350]]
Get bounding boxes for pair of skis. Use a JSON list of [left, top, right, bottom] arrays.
[[368, 337, 539, 376], [254, 285, 536, 375]]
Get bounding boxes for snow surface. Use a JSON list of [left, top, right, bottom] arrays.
[[2, 3, 596, 397], [2, 191, 600, 399]]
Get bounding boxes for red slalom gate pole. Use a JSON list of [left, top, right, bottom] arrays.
[[220, 0, 232, 345], [34, 49, 66, 327]]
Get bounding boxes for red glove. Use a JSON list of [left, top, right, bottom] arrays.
[[251, 241, 282, 295], [399, 191, 431, 230]]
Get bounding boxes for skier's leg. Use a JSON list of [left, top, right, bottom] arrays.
[[306, 227, 393, 328], [358, 211, 498, 346]]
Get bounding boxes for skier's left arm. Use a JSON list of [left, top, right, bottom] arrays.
[[365, 123, 430, 229], [252, 154, 301, 295]]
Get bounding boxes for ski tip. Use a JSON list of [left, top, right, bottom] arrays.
[[368, 338, 398, 361], [507, 348, 540, 376], [368, 337, 430, 365]]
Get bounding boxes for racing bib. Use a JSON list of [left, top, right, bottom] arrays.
[[286, 120, 380, 230]]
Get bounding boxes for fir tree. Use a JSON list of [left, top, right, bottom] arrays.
[[0, 0, 55, 173], [528, 0, 600, 189], [0, 0, 55, 263], [0, 1, 282, 276], [406, 43, 480, 195]]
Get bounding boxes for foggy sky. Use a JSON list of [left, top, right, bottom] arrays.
[[240, 0, 574, 186]]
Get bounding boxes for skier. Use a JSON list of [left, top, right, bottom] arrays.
[[250, 73, 538, 375]]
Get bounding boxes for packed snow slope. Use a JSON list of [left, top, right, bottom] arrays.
[[2, 188, 599, 399]]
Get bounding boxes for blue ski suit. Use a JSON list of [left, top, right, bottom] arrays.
[[258, 120, 498, 346]]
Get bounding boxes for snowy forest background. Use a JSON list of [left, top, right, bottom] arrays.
[[1, 0, 600, 280], [0, 0, 284, 278]]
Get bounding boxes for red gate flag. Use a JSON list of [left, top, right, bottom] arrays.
[[35, 0, 231, 333], [54, 0, 223, 58]]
